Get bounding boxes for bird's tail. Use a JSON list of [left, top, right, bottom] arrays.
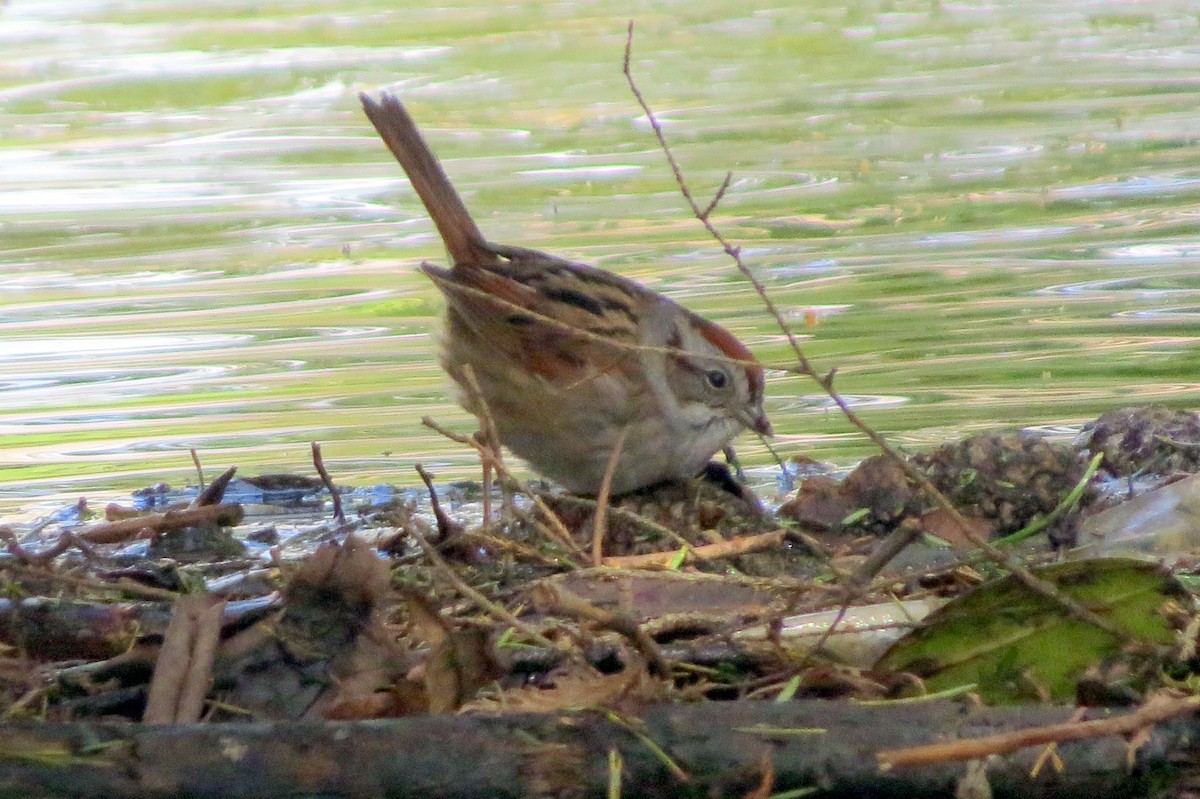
[[359, 92, 498, 267]]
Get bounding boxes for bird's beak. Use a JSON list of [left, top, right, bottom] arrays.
[[752, 413, 773, 437], [741, 408, 772, 437]]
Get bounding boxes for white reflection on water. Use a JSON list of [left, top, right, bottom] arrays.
[[70, 46, 451, 79], [938, 144, 1044, 161], [516, 165, 643, 181], [1104, 242, 1200, 261], [0, 333, 251, 361], [0, 366, 235, 409], [1051, 175, 1200, 199], [1115, 307, 1200, 320], [1037, 276, 1200, 297], [0, 176, 402, 214]]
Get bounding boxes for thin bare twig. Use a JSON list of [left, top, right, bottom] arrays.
[[311, 442, 345, 524], [532, 490, 698, 555], [621, 21, 1128, 643], [415, 464, 462, 542], [75, 504, 244, 546], [422, 416, 588, 563], [0, 528, 97, 566], [592, 425, 631, 566], [189, 448, 206, 492], [878, 691, 1200, 768], [850, 522, 926, 584], [531, 582, 670, 676], [700, 171, 733, 222], [459, 364, 512, 522], [602, 529, 785, 569], [438, 529, 562, 567], [480, 441, 493, 524], [0, 561, 181, 601]]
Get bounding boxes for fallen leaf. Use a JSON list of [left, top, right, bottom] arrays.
[[875, 558, 1190, 703]]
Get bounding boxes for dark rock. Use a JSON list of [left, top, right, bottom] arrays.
[[1076, 404, 1200, 477]]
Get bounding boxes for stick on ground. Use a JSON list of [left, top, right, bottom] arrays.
[[311, 442, 345, 524]]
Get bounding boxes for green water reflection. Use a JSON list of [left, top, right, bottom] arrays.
[[2, 0, 1199, 513]]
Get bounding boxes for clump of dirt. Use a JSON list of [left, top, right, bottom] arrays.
[[781, 433, 1092, 548], [779, 455, 921, 536], [146, 520, 246, 561], [915, 433, 1093, 547], [1076, 405, 1200, 477], [841, 455, 922, 532]]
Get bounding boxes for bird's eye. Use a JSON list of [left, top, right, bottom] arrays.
[[705, 369, 729, 390]]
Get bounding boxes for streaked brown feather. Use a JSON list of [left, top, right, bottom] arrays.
[[359, 90, 770, 493], [362, 92, 643, 380]]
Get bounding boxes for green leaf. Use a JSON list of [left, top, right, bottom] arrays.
[[874, 558, 1189, 703]]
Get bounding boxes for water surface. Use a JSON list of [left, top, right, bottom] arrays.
[[2, 0, 1199, 515]]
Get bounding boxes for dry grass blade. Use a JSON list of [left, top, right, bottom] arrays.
[[602, 530, 785, 570], [458, 364, 514, 522], [0, 560, 181, 601], [189, 448, 206, 491], [593, 425, 631, 566], [533, 491, 698, 555]]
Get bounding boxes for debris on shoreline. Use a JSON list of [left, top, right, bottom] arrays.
[[2, 405, 1200, 796]]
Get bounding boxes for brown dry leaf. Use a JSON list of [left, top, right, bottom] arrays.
[[426, 628, 498, 713], [321, 689, 409, 720], [779, 475, 850, 531], [841, 454, 918, 526], [321, 677, 431, 719], [919, 508, 994, 548], [216, 535, 409, 720], [463, 658, 664, 714], [404, 591, 501, 713], [404, 590, 450, 649], [405, 591, 456, 713], [288, 534, 391, 610], [309, 622, 409, 720]]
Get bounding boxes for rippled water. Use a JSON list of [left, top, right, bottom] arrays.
[[3, 0, 1200, 515]]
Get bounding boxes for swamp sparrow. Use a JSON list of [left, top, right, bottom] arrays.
[[360, 92, 770, 495]]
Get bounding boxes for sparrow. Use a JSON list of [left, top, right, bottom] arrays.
[[360, 92, 769, 495]]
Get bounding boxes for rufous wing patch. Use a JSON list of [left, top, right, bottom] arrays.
[[426, 264, 618, 380]]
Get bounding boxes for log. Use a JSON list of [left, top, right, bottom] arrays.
[[0, 700, 1195, 798], [79, 504, 245, 545], [0, 596, 276, 661]]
